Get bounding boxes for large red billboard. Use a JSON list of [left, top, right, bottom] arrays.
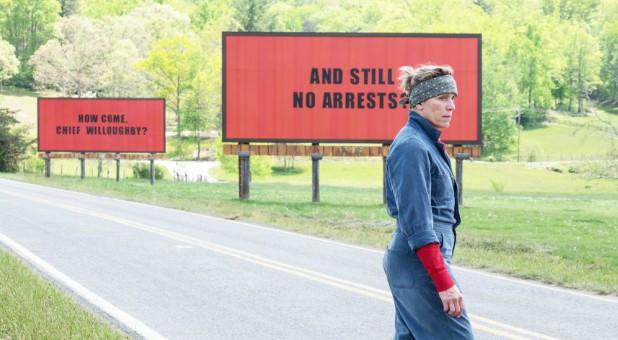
[[38, 98, 166, 153], [223, 33, 481, 144]]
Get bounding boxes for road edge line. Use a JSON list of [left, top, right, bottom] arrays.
[[0, 232, 167, 340]]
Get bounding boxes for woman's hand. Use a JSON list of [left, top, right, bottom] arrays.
[[438, 284, 465, 318]]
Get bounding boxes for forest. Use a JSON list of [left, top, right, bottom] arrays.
[[0, 0, 617, 158]]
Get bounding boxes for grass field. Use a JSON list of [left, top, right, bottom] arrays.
[[0, 249, 128, 339], [502, 106, 618, 161]]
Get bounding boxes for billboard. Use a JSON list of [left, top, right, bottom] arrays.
[[38, 98, 166, 153], [223, 32, 482, 144]]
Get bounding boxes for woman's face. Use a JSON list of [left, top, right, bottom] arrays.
[[415, 93, 457, 129]]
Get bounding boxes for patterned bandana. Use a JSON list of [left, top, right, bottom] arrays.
[[399, 75, 458, 106]]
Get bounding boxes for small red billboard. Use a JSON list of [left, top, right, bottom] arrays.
[[223, 33, 481, 144], [38, 98, 166, 153]]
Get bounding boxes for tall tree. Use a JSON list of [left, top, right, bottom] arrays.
[[598, 0, 618, 104], [98, 39, 149, 97], [136, 35, 204, 135], [29, 16, 109, 97], [126, 3, 191, 42], [562, 27, 601, 113], [234, 0, 273, 31], [59, 0, 80, 17], [0, 38, 20, 89], [0, 0, 60, 87]]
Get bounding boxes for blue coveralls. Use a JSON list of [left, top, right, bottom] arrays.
[[383, 111, 474, 339]]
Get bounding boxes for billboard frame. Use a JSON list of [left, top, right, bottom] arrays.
[[222, 32, 482, 145], [37, 97, 167, 153]]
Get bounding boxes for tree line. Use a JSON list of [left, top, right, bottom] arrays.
[[0, 0, 616, 160]]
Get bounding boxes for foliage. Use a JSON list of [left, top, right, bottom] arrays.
[[80, 0, 146, 18], [167, 137, 193, 160], [482, 109, 517, 157], [137, 35, 203, 134], [0, 0, 60, 87], [597, 0, 618, 104], [18, 151, 44, 174], [578, 147, 618, 180], [59, 0, 80, 17], [0, 38, 19, 85], [5, 0, 618, 159], [29, 16, 109, 97], [234, 0, 273, 31], [213, 137, 273, 177], [0, 107, 34, 172], [131, 162, 167, 180]]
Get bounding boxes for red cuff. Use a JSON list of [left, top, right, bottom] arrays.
[[416, 243, 455, 292]]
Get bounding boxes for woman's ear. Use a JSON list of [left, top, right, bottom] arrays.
[[415, 103, 423, 111]]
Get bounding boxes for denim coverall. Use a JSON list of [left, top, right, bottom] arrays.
[[383, 111, 474, 339]]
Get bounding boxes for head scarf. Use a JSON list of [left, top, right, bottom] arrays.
[[398, 75, 458, 106]]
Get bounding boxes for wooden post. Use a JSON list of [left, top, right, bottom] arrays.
[[455, 153, 470, 206], [79, 153, 86, 180], [115, 153, 121, 181], [43, 152, 51, 178], [149, 153, 155, 185], [238, 151, 250, 199], [311, 153, 323, 203]]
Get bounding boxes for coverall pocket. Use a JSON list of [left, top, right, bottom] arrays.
[[437, 230, 455, 261], [431, 174, 454, 203], [383, 251, 416, 289]]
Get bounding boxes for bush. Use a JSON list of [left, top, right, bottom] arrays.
[[131, 162, 167, 180], [19, 150, 44, 173], [213, 137, 272, 177], [489, 179, 505, 192], [167, 137, 193, 160], [0, 107, 34, 172]]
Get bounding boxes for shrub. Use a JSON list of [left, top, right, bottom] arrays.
[[213, 137, 272, 177], [489, 179, 505, 192], [0, 107, 34, 172], [131, 162, 167, 180]]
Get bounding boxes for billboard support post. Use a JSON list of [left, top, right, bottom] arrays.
[[43, 152, 51, 178], [311, 153, 323, 203], [115, 153, 121, 182], [149, 154, 155, 185], [455, 153, 470, 206], [239, 151, 251, 199], [79, 153, 86, 180]]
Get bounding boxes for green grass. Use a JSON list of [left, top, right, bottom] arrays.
[[503, 107, 617, 162], [458, 191, 617, 293], [2, 160, 617, 295], [0, 249, 128, 339]]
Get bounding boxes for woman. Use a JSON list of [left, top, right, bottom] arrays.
[[383, 64, 474, 339]]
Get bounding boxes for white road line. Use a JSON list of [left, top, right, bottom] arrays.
[[1, 188, 563, 340], [0, 232, 167, 340]]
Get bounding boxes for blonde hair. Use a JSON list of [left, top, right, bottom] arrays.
[[398, 64, 454, 95]]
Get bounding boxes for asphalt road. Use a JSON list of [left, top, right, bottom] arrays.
[[1, 178, 616, 339]]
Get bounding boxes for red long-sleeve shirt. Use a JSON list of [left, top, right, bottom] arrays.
[[416, 242, 454, 292]]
